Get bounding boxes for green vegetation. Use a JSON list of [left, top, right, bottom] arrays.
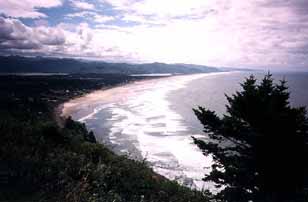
[[0, 74, 208, 202], [193, 74, 308, 202], [0, 55, 220, 74]]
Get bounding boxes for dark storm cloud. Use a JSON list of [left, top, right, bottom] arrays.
[[0, 39, 41, 50], [0, 17, 65, 50]]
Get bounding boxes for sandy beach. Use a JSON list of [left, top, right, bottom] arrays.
[[59, 73, 223, 189]]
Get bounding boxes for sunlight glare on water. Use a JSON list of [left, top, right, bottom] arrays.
[[62, 73, 231, 189], [62, 71, 308, 190]]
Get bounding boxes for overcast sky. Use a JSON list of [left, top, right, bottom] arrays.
[[0, 0, 308, 70]]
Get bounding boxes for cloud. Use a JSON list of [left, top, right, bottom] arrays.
[[101, 0, 308, 69], [0, 17, 65, 51], [1, 0, 308, 69], [0, 17, 136, 61], [66, 11, 95, 18], [101, 0, 217, 21], [34, 19, 49, 27], [66, 11, 115, 23], [0, 0, 62, 18], [70, 0, 95, 10], [35, 26, 65, 45], [93, 14, 114, 23]]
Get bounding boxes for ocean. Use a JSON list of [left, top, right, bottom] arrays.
[[62, 71, 308, 190]]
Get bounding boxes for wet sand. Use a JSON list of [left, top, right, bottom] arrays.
[[59, 73, 229, 189]]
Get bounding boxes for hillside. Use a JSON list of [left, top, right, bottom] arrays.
[[0, 56, 220, 75], [0, 74, 209, 202]]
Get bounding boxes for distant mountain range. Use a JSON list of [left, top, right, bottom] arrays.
[[0, 55, 226, 75]]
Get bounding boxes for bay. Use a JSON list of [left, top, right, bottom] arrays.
[[62, 71, 308, 189]]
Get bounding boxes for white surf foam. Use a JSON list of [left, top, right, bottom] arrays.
[[62, 72, 231, 189]]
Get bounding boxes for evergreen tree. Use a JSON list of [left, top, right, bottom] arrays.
[[193, 74, 308, 202]]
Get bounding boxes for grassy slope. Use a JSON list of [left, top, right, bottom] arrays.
[[0, 74, 209, 202]]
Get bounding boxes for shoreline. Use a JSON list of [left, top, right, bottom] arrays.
[[58, 72, 229, 119], [0, 72, 212, 201], [54, 74, 176, 127], [56, 72, 231, 189], [55, 71, 231, 151]]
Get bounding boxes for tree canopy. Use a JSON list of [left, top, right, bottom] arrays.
[[193, 74, 308, 202]]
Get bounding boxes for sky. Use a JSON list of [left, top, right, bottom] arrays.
[[0, 0, 308, 70]]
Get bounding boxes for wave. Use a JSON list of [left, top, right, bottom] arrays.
[[62, 72, 231, 189]]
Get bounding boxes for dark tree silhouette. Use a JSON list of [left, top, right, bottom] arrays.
[[193, 74, 308, 202]]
